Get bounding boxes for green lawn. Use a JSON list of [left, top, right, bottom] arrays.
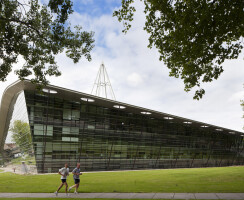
[[0, 166, 243, 193], [0, 169, 3, 172]]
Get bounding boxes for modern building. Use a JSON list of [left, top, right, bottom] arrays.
[[0, 80, 243, 173]]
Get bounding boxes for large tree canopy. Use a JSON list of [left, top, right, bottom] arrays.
[[0, 0, 94, 85], [114, 0, 244, 99]]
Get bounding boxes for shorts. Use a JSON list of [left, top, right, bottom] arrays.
[[61, 179, 66, 183], [74, 179, 80, 184]]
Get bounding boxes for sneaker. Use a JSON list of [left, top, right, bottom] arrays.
[[68, 187, 72, 192], [54, 191, 58, 196], [74, 191, 78, 194]]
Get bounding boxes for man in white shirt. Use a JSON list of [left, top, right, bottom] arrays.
[[54, 163, 69, 196]]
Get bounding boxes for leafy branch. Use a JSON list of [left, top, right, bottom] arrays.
[[114, 0, 244, 100], [0, 0, 95, 86]]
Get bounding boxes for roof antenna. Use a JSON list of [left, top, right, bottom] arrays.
[[91, 62, 116, 100]]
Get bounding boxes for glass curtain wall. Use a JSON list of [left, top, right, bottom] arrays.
[[24, 91, 244, 173]]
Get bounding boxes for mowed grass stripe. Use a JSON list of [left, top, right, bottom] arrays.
[[0, 166, 243, 193]]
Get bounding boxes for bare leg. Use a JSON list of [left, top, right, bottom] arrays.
[[75, 183, 79, 192], [68, 184, 76, 192], [57, 183, 64, 192], [70, 184, 76, 189], [64, 182, 68, 193]]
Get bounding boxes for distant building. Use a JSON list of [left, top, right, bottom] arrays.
[[0, 80, 244, 173], [3, 143, 22, 160]]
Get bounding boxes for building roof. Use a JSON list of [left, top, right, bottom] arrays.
[[0, 80, 243, 153]]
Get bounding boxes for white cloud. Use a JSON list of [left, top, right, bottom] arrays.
[[127, 73, 143, 87], [228, 91, 244, 102]]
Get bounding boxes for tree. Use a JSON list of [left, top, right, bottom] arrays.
[[0, 0, 94, 86], [114, 0, 244, 99], [10, 120, 32, 155]]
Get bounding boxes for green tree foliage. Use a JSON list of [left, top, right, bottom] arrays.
[[114, 0, 244, 99], [10, 120, 32, 155], [0, 0, 94, 85]]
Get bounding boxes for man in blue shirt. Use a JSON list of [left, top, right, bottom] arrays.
[[68, 163, 82, 194]]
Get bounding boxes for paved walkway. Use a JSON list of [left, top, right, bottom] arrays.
[[0, 193, 244, 199]]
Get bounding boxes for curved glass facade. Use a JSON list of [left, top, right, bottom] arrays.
[[25, 91, 244, 173]]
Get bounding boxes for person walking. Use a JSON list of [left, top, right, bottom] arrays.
[[68, 163, 82, 194], [54, 163, 69, 196]]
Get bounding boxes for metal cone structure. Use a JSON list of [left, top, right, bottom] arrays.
[[91, 62, 116, 100]]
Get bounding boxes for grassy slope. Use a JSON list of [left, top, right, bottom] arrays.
[[0, 166, 243, 193]]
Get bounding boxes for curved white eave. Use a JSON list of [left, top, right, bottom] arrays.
[[0, 80, 36, 153]]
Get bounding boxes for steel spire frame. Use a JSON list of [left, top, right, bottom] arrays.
[[91, 62, 116, 100]]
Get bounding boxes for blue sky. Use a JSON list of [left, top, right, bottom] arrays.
[[72, 0, 121, 16], [65, 0, 123, 48], [1, 1, 244, 142]]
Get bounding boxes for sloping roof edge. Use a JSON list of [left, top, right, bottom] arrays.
[[0, 80, 243, 155]]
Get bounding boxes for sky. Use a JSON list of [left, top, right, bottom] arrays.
[[1, 0, 244, 143]]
